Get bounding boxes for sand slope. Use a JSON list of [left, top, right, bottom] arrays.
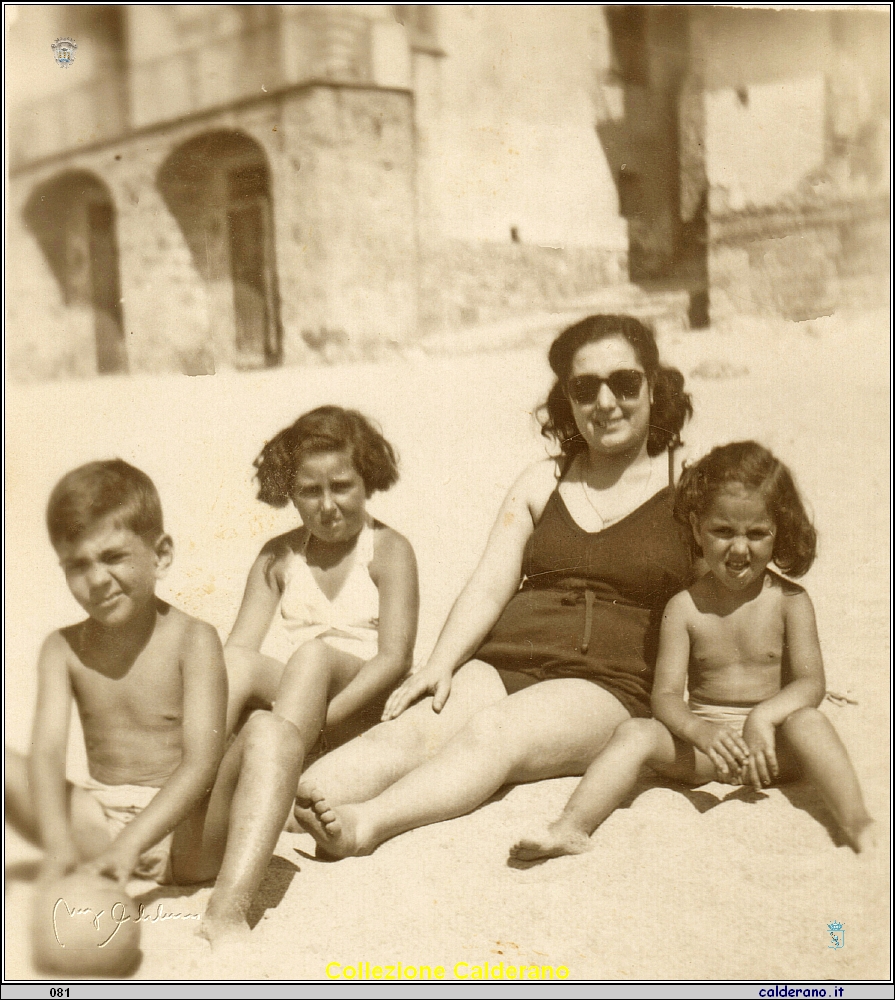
[[4, 308, 890, 981]]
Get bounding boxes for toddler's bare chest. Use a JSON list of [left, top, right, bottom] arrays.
[[690, 603, 784, 671]]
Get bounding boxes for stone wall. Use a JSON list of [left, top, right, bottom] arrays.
[[7, 84, 416, 380], [418, 240, 625, 333], [708, 197, 889, 322]]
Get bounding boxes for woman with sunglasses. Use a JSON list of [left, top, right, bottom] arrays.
[[295, 315, 695, 858]]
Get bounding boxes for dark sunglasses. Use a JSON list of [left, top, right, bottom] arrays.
[[565, 370, 646, 405]]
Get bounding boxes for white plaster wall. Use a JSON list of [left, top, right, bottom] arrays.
[[698, 8, 832, 209], [414, 6, 626, 251], [705, 74, 826, 210]]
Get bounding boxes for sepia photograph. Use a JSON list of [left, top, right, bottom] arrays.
[[4, 3, 890, 989]]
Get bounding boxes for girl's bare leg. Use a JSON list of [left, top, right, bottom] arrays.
[[297, 659, 507, 811], [510, 718, 719, 860], [779, 707, 876, 853], [223, 647, 285, 736], [300, 679, 630, 858], [196, 641, 363, 945]]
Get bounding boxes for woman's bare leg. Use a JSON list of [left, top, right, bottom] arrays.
[[300, 679, 630, 858], [296, 659, 507, 811], [511, 718, 717, 860], [779, 707, 876, 853]]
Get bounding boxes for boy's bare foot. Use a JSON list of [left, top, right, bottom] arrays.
[[510, 820, 593, 861], [292, 783, 371, 858], [197, 912, 251, 950]]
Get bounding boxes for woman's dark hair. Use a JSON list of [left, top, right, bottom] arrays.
[[254, 406, 399, 507], [539, 315, 692, 462], [673, 440, 817, 577]]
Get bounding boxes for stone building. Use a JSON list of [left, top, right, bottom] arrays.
[[6, 5, 888, 380]]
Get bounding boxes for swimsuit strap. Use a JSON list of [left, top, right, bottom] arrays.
[[667, 445, 676, 488], [298, 515, 374, 564], [356, 515, 375, 567]]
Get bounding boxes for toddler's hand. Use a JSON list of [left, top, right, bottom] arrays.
[[695, 722, 750, 783], [742, 711, 778, 790], [382, 663, 453, 721]]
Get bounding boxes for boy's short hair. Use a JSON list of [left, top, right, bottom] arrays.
[[46, 460, 164, 547]]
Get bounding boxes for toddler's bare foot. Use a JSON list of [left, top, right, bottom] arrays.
[[850, 818, 880, 856], [510, 820, 593, 861], [293, 783, 371, 858]]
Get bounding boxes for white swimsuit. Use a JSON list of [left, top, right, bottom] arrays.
[[275, 517, 379, 661]]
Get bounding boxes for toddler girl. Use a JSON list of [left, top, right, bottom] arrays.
[[512, 441, 875, 860]]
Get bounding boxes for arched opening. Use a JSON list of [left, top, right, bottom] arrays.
[[158, 130, 282, 368], [24, 171, 128, 374]]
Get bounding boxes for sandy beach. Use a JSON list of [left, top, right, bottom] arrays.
[[4, 306, 890, 982]]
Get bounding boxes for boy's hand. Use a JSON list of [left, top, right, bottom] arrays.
[[742, 710, 779, 790], [38, 843, 80, 884], [693, 722, 750, 783], [79, 844, 139, 887]]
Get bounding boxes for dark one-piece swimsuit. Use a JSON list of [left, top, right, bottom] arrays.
[[475, 483, 693, 718]]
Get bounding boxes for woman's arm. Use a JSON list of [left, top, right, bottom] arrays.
[[225, 540, 287, 651], [383, 461, 554, 719], [651, 593, 750, 780], [324, 528, 419, 729], [742, 587, 825, 787]]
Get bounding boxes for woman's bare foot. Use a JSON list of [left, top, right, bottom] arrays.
[[292, 783, 372, 858], [510, 819, 593, 861]]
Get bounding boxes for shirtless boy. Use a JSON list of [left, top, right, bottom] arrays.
[[6, 460, 227, 886]]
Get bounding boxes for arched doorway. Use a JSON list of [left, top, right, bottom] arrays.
[[158, 131, 282, 368], [24, 171, 128, 374]]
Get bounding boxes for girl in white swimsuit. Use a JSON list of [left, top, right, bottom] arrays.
[[224, 406, 418, 747]]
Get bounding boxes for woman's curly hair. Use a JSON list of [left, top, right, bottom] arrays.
[[673, 440, 817, 578], [254, 406, 399, 507], [538, 315, 692, 463]]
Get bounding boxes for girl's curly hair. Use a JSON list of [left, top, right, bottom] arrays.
[[254, 406, 399, 507], [538, 315, 692, 463], [673, 440, 817, 577]]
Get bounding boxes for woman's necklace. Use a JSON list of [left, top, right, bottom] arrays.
[[578, 455, 653, 529]]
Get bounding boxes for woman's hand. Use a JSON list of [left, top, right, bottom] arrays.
[[693, 722, 751, 783], [382, 662, 454, 720], [742, 710, 779, 789]]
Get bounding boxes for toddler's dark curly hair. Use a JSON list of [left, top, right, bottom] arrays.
[[254, 406, 399, 507], [674, 440, 817, 578]]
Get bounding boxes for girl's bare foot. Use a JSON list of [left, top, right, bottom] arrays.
[[510, 819, 593, 861]]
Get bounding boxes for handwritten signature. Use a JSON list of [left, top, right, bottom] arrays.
[[52, 898, 199, 948]]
